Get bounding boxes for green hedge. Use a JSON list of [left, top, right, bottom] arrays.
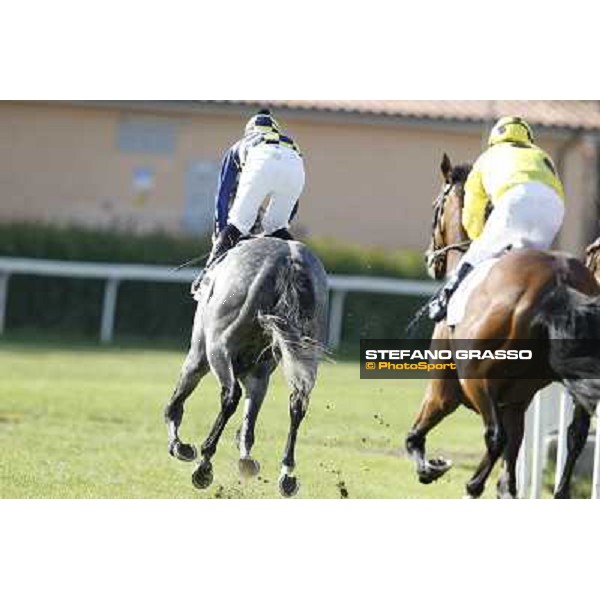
[[306, 237, 426, 279], [0, 221, 211, 264], [307, 238, 432, 346], [0, 222, 430, 346]]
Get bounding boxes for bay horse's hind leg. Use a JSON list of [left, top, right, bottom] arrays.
[[237, 362, 275, 478], [463, 381, 507, 498], [496, 402, 527, 499], [164, 344, 209, 462], [406, 376, 462, 484], [192, 346, 242, 491], [554, 403, 591, 499]]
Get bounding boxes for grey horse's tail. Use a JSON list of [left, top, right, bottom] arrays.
[[258, 247, 327, 393]]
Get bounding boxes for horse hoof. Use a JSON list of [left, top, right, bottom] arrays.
[[191, 461, 214, 490], [169, 440, 197, 462], [278, 474, 300, 498], [417, 457, 452, 484], [465, 483, 484, 499], [462, 494, 477, 499], [238, 457, 260, 478], [497, 491, 516, 500]]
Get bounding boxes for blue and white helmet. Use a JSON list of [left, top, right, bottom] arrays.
[[244, 108, 281, 135]]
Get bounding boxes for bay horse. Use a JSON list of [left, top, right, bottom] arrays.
[[405, 153, 600, 498], [164, 236, 328, 497]]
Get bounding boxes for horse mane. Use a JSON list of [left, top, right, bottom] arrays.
[[450, 163, 472, 184]]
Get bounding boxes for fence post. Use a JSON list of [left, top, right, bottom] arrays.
[[327, 289, 347, 349], [0, 272, 9, 335], [530, 392, 544, 498], [517, 401, 533, 498], [554, 389, 573, 494], [593, 404, 600, 499], [100, 278, 120, 344]]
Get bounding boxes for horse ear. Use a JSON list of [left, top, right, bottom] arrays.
[[441, 153, 452, 183]]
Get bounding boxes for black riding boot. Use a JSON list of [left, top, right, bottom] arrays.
[[428, 262, 473, 322], [206, 224, 243, 268], [191, 224, 242, 294], [268, 228, 294, 241]]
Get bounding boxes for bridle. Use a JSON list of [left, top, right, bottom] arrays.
[[407, 170, 473, 337], [427, 240, 471, 263], [426, 182, 471, 272]]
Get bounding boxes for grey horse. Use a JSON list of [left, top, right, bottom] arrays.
[[164, 236, 328, 497]]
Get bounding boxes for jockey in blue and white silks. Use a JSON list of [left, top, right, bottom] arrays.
[[204, 108, 304, 271]]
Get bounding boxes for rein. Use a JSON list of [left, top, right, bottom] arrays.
[[427, 240, 471, 261]]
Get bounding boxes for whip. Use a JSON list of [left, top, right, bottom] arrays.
[[171, 253, 209, 272]]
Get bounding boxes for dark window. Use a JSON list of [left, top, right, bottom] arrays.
[[117, 116, 178, 155]]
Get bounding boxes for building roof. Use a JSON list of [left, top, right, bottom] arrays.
[[67, 100, 600, 133], [210, 100, 600, 132]]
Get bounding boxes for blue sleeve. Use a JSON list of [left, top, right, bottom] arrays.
[[214, 144, 241, 234]]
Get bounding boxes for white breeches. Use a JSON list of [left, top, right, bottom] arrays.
[[456, 181, 565, 272], [227, 144, 305, 235]]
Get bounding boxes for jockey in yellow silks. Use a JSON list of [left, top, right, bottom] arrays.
[[429, 116, 566, 322]]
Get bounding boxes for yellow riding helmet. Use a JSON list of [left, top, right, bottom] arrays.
[[244, 109, 281, 135], [488, 116, 534, 146]]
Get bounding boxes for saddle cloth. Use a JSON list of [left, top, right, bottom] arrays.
[[446, 258, 499, 327]]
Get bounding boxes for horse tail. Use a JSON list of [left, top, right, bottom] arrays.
[[258, 244, 328, 393], [536, 281, 600, 413]]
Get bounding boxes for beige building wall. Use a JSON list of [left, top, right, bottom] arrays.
[[0, 101, 595, 255], [558, 136, 599, 254], [0, 102, 226, 232]]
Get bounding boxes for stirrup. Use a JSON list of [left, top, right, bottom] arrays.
[[428, 293, 449, 322], [427, 263, 473, 322]]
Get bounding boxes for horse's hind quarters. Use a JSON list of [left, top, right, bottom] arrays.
[[191, 460, 214, 490]]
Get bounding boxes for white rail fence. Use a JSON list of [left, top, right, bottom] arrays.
[[0, 257, 438, 346], [1, 256, 597, 497], [519, 386, 600, 499]]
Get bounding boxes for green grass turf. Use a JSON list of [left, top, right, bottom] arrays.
[[0, 338, 508, 499]]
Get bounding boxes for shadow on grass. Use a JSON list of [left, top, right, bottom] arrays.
[[1, 329, 365, 361]]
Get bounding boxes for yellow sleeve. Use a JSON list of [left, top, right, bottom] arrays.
[[462, 160, 488, 240]]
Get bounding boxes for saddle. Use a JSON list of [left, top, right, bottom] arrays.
[[446, 244, 518, 326], [446, 259, 499, 326], [190, 233, 292, 302], [190, 246, 239, 302]]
